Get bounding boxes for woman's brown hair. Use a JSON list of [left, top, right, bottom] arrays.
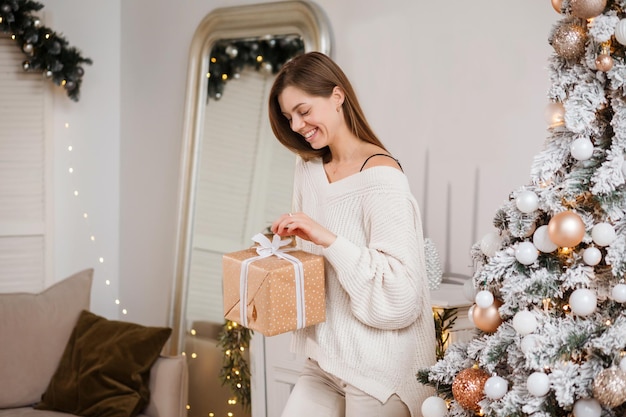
[[268, 51, 386, 162]]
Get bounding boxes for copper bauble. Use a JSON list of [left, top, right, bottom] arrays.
[[595, 53, 614, 72], [472, 298, 503, 333], [452, 368, 490, 411], [551, 0, 563, 13], [592, 368, 626, 408], [570, 0, 607, 19], [551, 23, 588, 60], [547, 210, 585, 247]]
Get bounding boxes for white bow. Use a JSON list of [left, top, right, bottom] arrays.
[[239, 233, 306, 330]]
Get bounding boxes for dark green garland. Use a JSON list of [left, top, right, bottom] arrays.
[[0, 0, 92, 101], [217, 320, 253, 410], [207, 35, 304, 101]]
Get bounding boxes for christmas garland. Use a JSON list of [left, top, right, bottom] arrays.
[[217, 320, 253, 410], [207, 35, 303, 101], [0, 0, 92, 101]]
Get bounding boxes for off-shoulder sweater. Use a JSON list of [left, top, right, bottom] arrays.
[[291, 156, 436, 417]]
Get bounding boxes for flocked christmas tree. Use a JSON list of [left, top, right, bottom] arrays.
[[418, 1, 626, 416]]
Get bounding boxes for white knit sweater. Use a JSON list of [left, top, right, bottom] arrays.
[[290, 156, 436, 417]]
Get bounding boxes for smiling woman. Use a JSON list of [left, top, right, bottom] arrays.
[[169, 2, 332, 417]]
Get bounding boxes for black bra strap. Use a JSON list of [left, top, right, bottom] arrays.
[[359, 153, 403, 172]]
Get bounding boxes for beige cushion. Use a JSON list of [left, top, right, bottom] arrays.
[[0, 269, 93, 408]]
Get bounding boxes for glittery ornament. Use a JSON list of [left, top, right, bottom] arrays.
[[595, 53, 613, 72], [424, 238, 443, 290], [452, 368, 489, 411], [570, 0, 607, 19], [472, 298, 503, 333], [592, 368, 626, 408], [551, 23, 588, 60]]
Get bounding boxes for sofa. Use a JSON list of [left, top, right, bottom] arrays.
[[0, 269, 188, 417]]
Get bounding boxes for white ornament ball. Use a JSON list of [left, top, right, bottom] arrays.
[[611, 283, 626, 303], [516, 190, 539, 213], [480, 231, 502, 257], [484, 375, 508, 400], [570, 138, 594, 161], [421, 396, 448, 417], [463, 279, 477, 302], [468, 304, 475, 325], [515, 241, 539, 265], [569, 288, 597, 316], [520, 334, 540, 354], [533, 225, 558, 253], [513, 311, 538, 336], [475, 290, 495, 308], [573, 398, 602, 417], [582, 247, 602, 266], [527, 372, 550, 397], [591, 222, 616, 247], [616, 19, 626, 46], [620, 357, 626, 372]]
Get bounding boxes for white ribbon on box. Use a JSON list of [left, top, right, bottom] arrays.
[[239, 233, 306, 329]]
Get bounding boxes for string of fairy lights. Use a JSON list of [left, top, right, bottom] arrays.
[[64, 120, 126, 316]]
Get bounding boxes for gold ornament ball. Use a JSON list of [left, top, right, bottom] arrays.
[[595, 53, 614, 72], [551, 23, 588, 60], [547, 210, 586, 247], [570, 0, 607, 19], [592, 368, 626, 408], [551, 0, 563, 13], [472, 298, 503, 333], [452, 368, 490, 411]]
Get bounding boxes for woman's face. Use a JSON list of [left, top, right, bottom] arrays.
[[278, 85, 343, 150]]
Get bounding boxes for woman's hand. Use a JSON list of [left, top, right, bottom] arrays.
[[271, 212, 337, 248]]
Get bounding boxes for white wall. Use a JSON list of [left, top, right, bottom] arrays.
[[40, 0, 559, 326], [41, 0, 121, 319]]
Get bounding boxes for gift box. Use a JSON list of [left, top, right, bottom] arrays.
[[223, 234, 325, 336]]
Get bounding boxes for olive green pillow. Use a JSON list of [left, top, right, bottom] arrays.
[[35, 310, 172, 417]]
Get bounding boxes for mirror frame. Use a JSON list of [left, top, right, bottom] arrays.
[[169, 0, 333, 355]]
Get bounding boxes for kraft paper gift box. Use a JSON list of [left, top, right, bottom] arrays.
[[223, 234, 325, 336]]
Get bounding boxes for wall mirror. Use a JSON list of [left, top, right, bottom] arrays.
[[169, 2, 331, 416]]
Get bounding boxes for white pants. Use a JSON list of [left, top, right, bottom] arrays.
[[280, 359, 410, 417]]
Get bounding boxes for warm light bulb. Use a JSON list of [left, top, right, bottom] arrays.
[[221, 73, 228, 80], [190, 329, 196, 336], [90, 236, 95, 241], [606, 320, 612, 326], [83, 213, 88, 218], [73, 190, 79, 196], [11, 34, 15, 40], [68, 167, 74, 173], [115, 299, 120, 305], [228, 413, 234, 417], [240, 346, 245, 351], [45, 33, 50, 39], [105, 280, 110, 285], [185, 404, 190, 410], [99, 257, 104, 263], [256, 55, 263, 62], [122, 309, 127, 315], [210, 57, 216, 63], [191, 353, 197, 359], [68, 145, 73, 151], [236, 383, 242, 388], [206, 72, 211, 78], [65, 122, 70, 128], [225, 350, 231, 356]]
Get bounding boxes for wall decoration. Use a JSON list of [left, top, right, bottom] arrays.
[[0, 0, 92, 101]]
